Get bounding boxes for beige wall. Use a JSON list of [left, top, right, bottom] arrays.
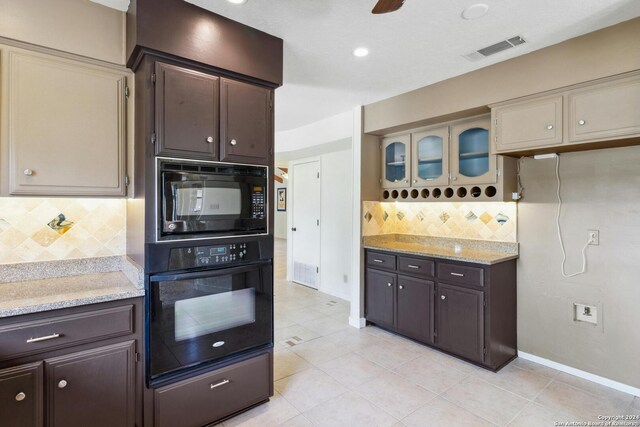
[[518, 146, 640, 388], [365, 17, 640, 135], [0, 0, 125, 64]]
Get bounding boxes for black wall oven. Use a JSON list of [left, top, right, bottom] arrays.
[[146, 238, 273, 385], [158, 158, 268, 241]]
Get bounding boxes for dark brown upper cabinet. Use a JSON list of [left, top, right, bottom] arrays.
[[155, 62, 219, 159], [220, 78, 272, 165], [46, 341, 136, 427], [0, 362, 43, 427]]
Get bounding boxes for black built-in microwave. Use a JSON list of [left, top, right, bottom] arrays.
[[158, 158, 268, 240]]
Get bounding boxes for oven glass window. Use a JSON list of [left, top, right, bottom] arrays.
[[149, 263, 273, 381]]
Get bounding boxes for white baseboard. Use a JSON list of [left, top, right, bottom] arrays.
[[518, 351, 640, 397], [349, 316, 366, 329]]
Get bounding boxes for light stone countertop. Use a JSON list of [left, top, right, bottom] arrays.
[[363, 234, 519, 265], [0, 256, 145, 318]]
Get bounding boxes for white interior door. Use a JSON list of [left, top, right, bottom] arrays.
[[291, 160, 321, 289]]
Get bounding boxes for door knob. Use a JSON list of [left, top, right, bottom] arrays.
[[23, 169, 33, 176], [58, 380, 67, 389], [206, 136, 214, 143], [441, 295, 446, 300], [230, 139, 237, 146], [15, 392, 26, 402]]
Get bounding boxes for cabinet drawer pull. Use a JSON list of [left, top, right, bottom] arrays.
[[407, 265, 420, 269], [210, 379, 230, 389], [373, 259, 384, 263], [450, 272, 464, 277], [26, 333, 61, 343], [15, 392, 26, 402], [23, 169, 34, 176]]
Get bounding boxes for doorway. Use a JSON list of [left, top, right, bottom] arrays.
[[289, 159, 321, 289]]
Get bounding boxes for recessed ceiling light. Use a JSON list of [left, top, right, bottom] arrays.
[[227, 0, 247, 4], [353, 47, 369, 58], [461, 3, 489, 20]]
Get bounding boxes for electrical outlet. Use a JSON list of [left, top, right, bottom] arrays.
[[574, 303, 598, 325], [588, 230, 599, 245]]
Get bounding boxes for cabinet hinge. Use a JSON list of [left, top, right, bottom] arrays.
[[434, 330, 437, 337], [124, 87, 130, 98], [124, 175, 130, 187], [483, 347, 487, 355], [151, 133, 156, 145], [317, 219, 320, 226], [495, 118, 498, 126], [316, 267, 319, 273], [317, 172, 320, 179], [135, 352, 141, 363], [483, 299, 487, 306], [496, 168, 501, 177], [151, 73, 156, 84]]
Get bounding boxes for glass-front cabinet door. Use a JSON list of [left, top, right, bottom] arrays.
[[382, 134, 411, 188], [450, 116, 497, 185], [411, 126, 449, 187]]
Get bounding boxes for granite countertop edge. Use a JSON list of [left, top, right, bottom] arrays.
[[0, 288, 146, 318], [363, 242, 519, 265]]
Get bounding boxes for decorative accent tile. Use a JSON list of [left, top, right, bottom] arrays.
[[397, 211, 405, 221], [364, 211, 373, 222], [495, 213, 509, 225], [0, 198, 126, 265], [362, 201, 517, 243]]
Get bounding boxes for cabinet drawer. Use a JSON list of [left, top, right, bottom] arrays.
[[437, 263, 484, 287], [0, 305, 133, 361], [398, 256, 434, 277], [367, 252, 396, 271], [155, 352, 271, 427]]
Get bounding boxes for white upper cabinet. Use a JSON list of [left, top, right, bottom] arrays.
[[450, 116, 496, 186], [381, 134, 411, 189], [493, 95, 563, 153], [411, 126, 449, 187], [3, 47, 128, 196], [568, 74, 640, 143]]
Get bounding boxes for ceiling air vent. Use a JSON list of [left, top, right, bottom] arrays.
[[463, 35, 526, 62]]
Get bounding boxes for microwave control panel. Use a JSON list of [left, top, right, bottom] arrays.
[[251, 186, 266, 219], [169, 241, 261, 269]]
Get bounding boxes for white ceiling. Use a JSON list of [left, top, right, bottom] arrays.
[[95, 0, 640, 132]]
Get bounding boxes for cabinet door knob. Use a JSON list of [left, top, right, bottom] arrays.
[[387, 283, 392, 287], [547, 124, 554, 130], [15, 392, 26, 402], [452, 176, 457, 181], [578, 119, 586, 126], [399, 285, 404, 290], [58, 380, 67, 389], [413, 179, 418, 184], [23, 169, 33, 176], [441, 295, 446, 300], [206, 136, 214, 143], [404, 180, 409, 183], [230, 139, 237, 146]]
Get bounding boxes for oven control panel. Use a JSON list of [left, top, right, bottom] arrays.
[[169, 241, 261, 269]]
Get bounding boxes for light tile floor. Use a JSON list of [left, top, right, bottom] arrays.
[[221, 239, 639, 426]]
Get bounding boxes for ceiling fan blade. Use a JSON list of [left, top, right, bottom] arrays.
[[372, 0, 405, 14]]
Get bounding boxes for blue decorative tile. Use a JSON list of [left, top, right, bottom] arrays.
[[465, 211, 478, 221], [496, 213, 509, 225]]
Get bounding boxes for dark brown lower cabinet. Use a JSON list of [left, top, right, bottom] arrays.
[[436, 283, 484, 363], [46, 341, 136, 427], [365, 269, 395, 330], [0, 362, 43, 427], [365, 249, 517, 371], [397, 276, 434, 344]]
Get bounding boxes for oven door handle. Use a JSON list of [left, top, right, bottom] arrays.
[[149, 260, 271, 282]]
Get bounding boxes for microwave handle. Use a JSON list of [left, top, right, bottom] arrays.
[[150, 260, 271, 282]]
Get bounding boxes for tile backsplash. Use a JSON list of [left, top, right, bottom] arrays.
[[0, 198, 125, 264], [362, 201, 517, 242]]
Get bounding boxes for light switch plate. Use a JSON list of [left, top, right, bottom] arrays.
[[574, 303, 598, 325]]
